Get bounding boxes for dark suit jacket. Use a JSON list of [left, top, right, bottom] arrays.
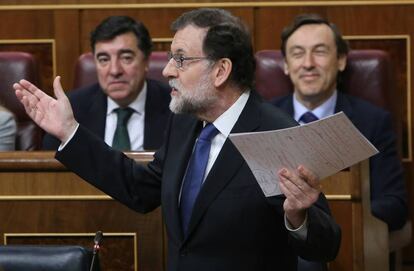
[[272, 92, 408, 231], [42, 79, 171, 151], [56, 92, 341, 271]]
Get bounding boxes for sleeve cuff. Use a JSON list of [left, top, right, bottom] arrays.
[[285, 212, 308, 240], [58, 123, 80, 151]]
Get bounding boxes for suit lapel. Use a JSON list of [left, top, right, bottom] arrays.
[[184, 93, 261, 240], [335, 92, 354, 121], [144, 80, 157, 146], [84, 86, 107, 138], [144, 79, 169, 149], [278, 94, 295, 116], [163, 116, 202, 243]]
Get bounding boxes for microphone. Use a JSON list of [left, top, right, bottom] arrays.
[[90, 231, 103, 271]]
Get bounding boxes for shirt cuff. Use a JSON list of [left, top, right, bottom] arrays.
[[57, 123, 80, 151], [284, 212, 308, 240]]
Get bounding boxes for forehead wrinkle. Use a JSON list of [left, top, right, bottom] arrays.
[[118, 48, 136, 55], [288, 24, 335, 46], [171, 25, 206, 56]]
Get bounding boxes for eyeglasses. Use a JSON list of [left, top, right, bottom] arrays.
[[167, 52, 209, 69]]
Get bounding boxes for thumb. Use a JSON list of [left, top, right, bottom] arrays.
[[53, 76, 66, 99]]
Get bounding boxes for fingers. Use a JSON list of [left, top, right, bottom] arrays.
[[278, 168, 307, 192], [278, 166, 321, 201], [16, 79, 47, 101], [53, 76, 66, 99], [278, 171, 300, 200], [297, 165, 319, 189]]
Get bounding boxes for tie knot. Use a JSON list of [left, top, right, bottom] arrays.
[[299, 111, 319, 123], [199, 123, 219, 141], [115, 107, 134, 126]]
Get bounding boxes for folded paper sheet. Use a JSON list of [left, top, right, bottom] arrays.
[[229, 112, 378, 197]]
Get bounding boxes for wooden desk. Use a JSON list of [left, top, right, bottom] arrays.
[[322, 160, 389, 271], [0, 152, 390, 271], [0, 151, 163, 271]]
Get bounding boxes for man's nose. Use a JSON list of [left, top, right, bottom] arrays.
[[109, 60, 123, 76], [162, 58, 178, 79], [302, 52, 315, 69]]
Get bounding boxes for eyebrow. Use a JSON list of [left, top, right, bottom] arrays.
[[95, 52, 109, 59], [95, 49, 136, 59], [313, 44, 330, 50], [288, 45, 305, 53], [171, 48, 186, 54], [288, 43, 330, 52]]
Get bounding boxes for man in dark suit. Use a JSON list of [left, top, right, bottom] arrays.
[[42, 16, 171, 151], [272, 13, 407, 232], [14, 9, 340, 271]]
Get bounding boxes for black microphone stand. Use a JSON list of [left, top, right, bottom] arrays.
[[90, 231, 103, 271]]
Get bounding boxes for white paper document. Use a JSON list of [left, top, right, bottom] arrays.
[[229, 112, 378, 197]]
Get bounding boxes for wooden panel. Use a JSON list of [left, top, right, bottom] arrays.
[[328, 202, 357, 271], [0, 10, 53, 39], [53, 10, 81, 91], [0, 152, 163, 271]]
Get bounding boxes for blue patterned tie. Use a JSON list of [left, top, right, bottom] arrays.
[[299, 111, 319, 123], [180, 123, 219, 234]]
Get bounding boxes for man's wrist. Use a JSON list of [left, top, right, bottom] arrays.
[[58, 123, 80, 151]]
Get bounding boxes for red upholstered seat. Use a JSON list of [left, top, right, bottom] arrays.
[[72, 51, 169, 89], [254, 50, 292, 101], [0, 52, 43, 150]]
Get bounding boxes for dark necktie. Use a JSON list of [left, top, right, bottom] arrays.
[[180, 123, 219, 234], [112, 107, 134, 150], [299, 111, 319, 123]]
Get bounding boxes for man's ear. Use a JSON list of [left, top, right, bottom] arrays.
[[338, 54, 347, 72], [213, 58, 232, 88], [144, 58, 150, 72], [283, 60, 289, 75]]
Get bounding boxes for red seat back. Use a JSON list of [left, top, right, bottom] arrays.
[[0, 52, 43, 150]]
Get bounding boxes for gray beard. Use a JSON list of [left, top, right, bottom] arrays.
[[168, 77, 217, 115]]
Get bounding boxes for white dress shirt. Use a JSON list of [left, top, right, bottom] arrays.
[[293, 90, 337, 124], [105, 82, 147, 151], [205, 90, 250, 178]]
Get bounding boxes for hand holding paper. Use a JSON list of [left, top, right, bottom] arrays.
[[279, 165, 322, 227]]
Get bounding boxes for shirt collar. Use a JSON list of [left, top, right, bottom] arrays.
[[210, 90, 250, 137], [293, 90, 337, 122], [107, 80, 147, 115]]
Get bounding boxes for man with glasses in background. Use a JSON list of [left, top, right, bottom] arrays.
[[14, 8, 340, 271], [42, 15, 171, 151]]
